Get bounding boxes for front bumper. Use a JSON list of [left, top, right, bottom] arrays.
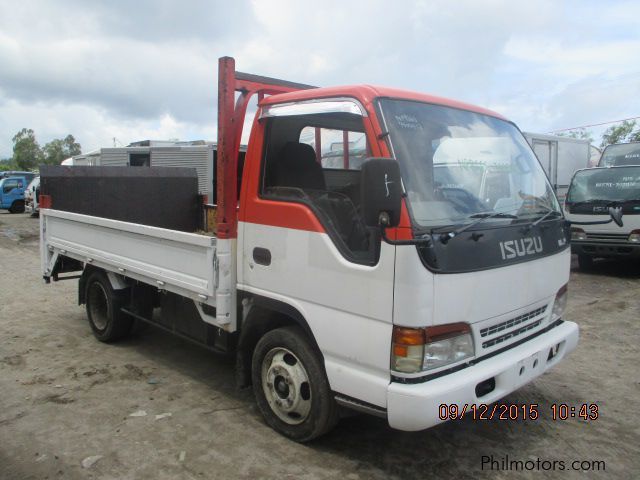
[[571, 241, 640, 258], [386, 320, 579, 431]]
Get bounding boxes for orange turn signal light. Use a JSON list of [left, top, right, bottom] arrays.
[[392, 327, 426, 346]]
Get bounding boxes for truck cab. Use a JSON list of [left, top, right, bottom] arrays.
[[238, 87, 577, 432], [0, 176, 28, 213], [598, 142, 640, 167], [565, 165, 640, 269]]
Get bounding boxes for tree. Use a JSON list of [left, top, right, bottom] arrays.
[[0, 158, 17, 171], [600, 120, 640, 148], [12, 128, 43, 170], [557, 128, 594, 144], [42, 135, 82, 165]]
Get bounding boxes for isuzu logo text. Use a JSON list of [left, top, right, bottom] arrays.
[[499, 236, 543, 260]]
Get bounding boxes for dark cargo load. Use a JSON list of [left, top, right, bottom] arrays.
[[40, 166, 200, 232]]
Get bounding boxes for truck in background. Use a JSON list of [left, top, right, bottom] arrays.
[[0, 171, 37, 184], [41, 56, 582, 442], [597, 142, 640, 167], [0, 175, 28, 213], [565, 165, 640, 269], [24, 176, 40, 216], [523, 132, 591, 203], [67, 141, 246, 202]]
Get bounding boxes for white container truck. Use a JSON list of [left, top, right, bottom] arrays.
[[523, 132, 591, 203]]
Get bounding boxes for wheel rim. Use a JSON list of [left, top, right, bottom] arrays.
[[261, 347, 312, 425], [88, 282, 109, 331]]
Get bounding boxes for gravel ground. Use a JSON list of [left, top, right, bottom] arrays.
[[1, 210, 638, 480]]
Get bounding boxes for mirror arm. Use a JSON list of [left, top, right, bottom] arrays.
[[380, 226, 432, 246], [378, 212, 432, 246]]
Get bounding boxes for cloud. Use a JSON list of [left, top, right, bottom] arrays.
[[0, 0, 639, 157], [0, 96, 209, 155]]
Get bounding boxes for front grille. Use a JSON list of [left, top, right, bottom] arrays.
[[585, 232, 628, 241], [482, 319, 542, 348], [480, 305, 547, 338]]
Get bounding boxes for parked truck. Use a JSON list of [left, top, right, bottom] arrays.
[[523, 133, 591, 203], [67, 141, 246, 201], [24, 176, 40, 217], [41, 57, 583, 441], [0, 175, 28, 213], [565, 165, 640, 269], [597, 142, 640, 167]]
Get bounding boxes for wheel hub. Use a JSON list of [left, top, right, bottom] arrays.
[[261, 348, 312, 425]]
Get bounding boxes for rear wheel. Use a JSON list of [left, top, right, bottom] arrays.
[[252, 326, 338, 442], [577, 254, 594, 271], [9, 200, 25, 214], [85, 271, 133, 342]]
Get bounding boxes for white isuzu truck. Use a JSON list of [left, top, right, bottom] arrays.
[[40, 57, 584, 441], [565, 165, 640, 269]]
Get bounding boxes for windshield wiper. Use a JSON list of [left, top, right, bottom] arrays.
[[433, 211, 518, 244], [528, 208, 562, 228]]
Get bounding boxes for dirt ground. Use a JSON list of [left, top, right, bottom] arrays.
[[1, 210, 638, 480]]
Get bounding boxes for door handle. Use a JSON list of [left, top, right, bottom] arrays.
[[252, 247, 271, 266]]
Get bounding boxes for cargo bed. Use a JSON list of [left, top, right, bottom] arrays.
[[41, 208, 218, 312]]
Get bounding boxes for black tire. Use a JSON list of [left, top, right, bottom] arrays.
[[84, 271, 133, 342], [9, 200, 25, 214], [251, 326, 338, 442], [577, 254, 594, 271]]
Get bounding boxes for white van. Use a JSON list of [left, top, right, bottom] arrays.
[[564, 166, 640, 269]]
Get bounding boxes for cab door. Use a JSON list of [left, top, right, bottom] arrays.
[[237, 99, 396, 407], [1, 178, 25, 207]]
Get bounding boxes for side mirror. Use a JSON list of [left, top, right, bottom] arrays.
[[610, 206, 623, 227], [360, 158, 402, 228]]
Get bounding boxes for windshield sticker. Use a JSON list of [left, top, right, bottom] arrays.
[[394, 114, 423, 130], [594, 180, 640, 189]]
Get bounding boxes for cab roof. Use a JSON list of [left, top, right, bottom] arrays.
[[260, 84, 507, 121]]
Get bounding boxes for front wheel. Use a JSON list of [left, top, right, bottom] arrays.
[[251, 326, 338, 442], [9, 200, 25, 213]]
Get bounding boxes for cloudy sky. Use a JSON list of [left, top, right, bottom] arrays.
[[1, 0, 639, 158]]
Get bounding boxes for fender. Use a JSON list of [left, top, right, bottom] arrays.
[[106, 271, 129, 291], [78, 266, 129, 305], [235, 291, 322, 388]]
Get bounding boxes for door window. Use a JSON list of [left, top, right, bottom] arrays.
[[261, 114, 378, 264], [2, 179, 19, 193], [299, 127, 368, 170]]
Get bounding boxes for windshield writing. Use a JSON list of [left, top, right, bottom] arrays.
[[567, 167, 640, 203]]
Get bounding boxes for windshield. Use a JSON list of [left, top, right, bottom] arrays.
[[378, 99, 560, 229], [598, 143, 640, 167], [567, 166, 640, 203]]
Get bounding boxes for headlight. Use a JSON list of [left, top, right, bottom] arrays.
[[571, 228, 587, 241], [628, 230, 640, 243], [392, 323, 474, 374], [552, 284, 568, 320]]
